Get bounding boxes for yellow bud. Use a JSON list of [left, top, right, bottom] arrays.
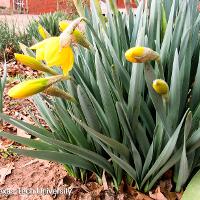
[[152, 79, 169, 96], [38, 24, 50, 39], [8, 75, 65, 99], [14, 53, 58, 75], [125, 46, 160, 63]]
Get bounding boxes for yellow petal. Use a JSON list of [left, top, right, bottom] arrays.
[[61, 47, 74, 76], [125, 47, 145, 63], [59, 21, 69, 32], [44, 37, 74, 75], [44, 37, 62, 66], [152, 79, 169, 95], [35, 47, 45, 61], [30, 38, 48, 50], [31, 37, 74, 75]]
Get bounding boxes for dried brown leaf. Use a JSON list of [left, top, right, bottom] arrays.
[[0, 162, 15, 185], [149, 187, 167, 200]]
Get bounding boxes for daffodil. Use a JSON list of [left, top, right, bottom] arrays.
[[8, 75, 65, 99], [31, 37, 74, 76], [125, 46, 160, 63], [152, 79, 169, 96], [59, 20, 90, 49], [14, 53, 58, 75]]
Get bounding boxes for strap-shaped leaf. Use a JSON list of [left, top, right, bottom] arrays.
[[70, 111, 130, 160], [0, 131, 56, 151], [13, 149, 95, 172], [0, 113, 115, 177], [95, 52, 121, 141], [167, 49, 180, 132], [144, 64, 170, 135], [182, 169, 200, 200], [141, 110, 188, 188], [175, 112, 192, 191]]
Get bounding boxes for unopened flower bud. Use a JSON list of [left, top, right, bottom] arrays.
[[125, 46, 160, 63], [152, 79, 169, 96], [8, 75, 65, 99]]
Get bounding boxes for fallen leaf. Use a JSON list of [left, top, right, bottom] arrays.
[[149, 187, 167, 200], [0, 138, 14, 151], [102, 170, 108, 190], [16, 127, 31, 138], [0, 162, 15, 185]]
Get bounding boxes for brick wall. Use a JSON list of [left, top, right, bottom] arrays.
[[116, 0, 137, 8], [27, 0, 57, 14]]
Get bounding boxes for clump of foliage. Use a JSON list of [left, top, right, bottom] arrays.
[[26, 12, 78, 41], [0, 21, 32, 60], [1, 0, 200, 194]]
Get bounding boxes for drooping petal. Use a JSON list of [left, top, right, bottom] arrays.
[[31, 37, 74, 76], [60, 47, 74, 76], [35, 46, 45, 61], [30, 38, 48, 50]]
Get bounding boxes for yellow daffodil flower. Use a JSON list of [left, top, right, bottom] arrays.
[[8, 75, 65, 99], [125, 46, 160, 63], [31, 37, 74, 76], [14, 53, 58, 75], [59, 20, 90, 49], [152, 79, 169, 95]]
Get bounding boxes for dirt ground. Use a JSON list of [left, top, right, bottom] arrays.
[[0, 14, 38, 32]]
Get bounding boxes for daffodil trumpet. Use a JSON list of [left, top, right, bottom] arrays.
[[8, 75, 66, 99], [14, 53, 58, 75], [125, 46, 160, 63]]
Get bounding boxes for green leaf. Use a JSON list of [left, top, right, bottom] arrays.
[[70, 111, 130, 160], [175, 112, 192, 192], [13, 149, 95, 172], [0, 113, 115, 177], [95, 52, 120, 141], [144, 64, 170, 135], [182, 169, 200, 200], [0, 131, 56, 151], [167, 49, 180, 132], [141, 110, 188, 188]]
